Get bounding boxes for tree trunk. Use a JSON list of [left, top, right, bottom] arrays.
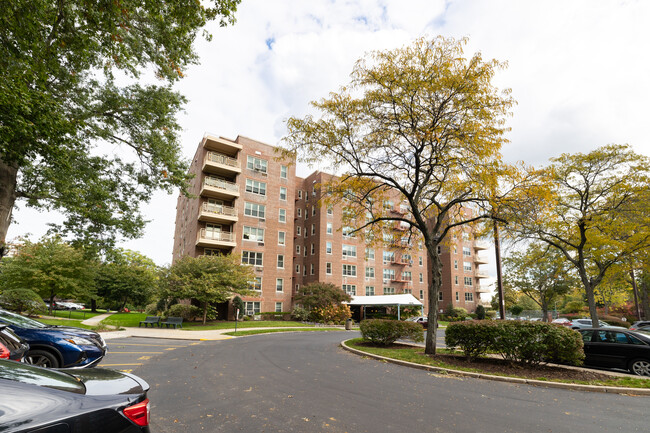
[[425, 244, 441, 355], [202, 302, 208, 325], [91, 298, 97, 312], [541, 298, 548, 323], [0, 158, 19, 260]]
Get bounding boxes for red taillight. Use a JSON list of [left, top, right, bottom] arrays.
[[0, 342, 10, 359], [123, 398, 150, 427]]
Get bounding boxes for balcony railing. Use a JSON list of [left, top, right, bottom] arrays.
[[203, 177, 239, 193], [202, 202, 237, 217], [206, 151, 240, 168], [198, 229, 235, 243]]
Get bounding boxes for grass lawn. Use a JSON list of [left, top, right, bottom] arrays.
[[102, 312, 149, 328], [223, 328, 344, 336], [183, 320, 315, 330], [345, 338, 650, 389], [38, 318, 100, 330]]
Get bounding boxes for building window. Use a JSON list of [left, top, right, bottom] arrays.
[[247, 156, 268, 173], [326, 223, 333, 235], [342, 264, 357, 277], [278, 231, 285, 245], [342, 284, 356, 296], [275, 302, 283, 312], [463, 247, 471, 256], [311, 224, 315, 235], [365, 248, 375, 260], [462, 232, 470, 241], [383, 268, 395, 281], [326, 241, 332, 254], [365, 267, 375, 279], [384, 287, 395, 295], [342, 244, 357, 258], [438, 291, 443, 301], [420, 290, 424, 299], [455, 292, 459, 301], [280, 187, 287, 201], [419, 257, 423, 266], [297, 208, 302, 217], [277, 255, 284, 269], [402, 271, 412, 281], [419, 273, 423, 283], [244, 301, 261, 315], [455, 276, 459, 285], [296, 264, 300, 273], [366, 286, 375, 296], [298, 190, 302, 199], [249, 277, 262, 291], [296, 245, 300, 254], [304, 248, 307, 257], [465, 293, 474, 302], [382, 251, 395, 263], [244, 202, 266, 219], [342, 226, 355, 238], [204, 248, 220, 256], [326, 262, 332, 275], [454, 260, 458, 269], [464, 277, 473, 286], [296, 226, 301, 236], [404, 288, 412, 294], [310, 206, 314, 216], [464, 261, 472, 272], [242, 251, 263, 266], [279, 208, 286, 223], [304, 208, 308, 219], [310, 264, 315, 275], [303, 265, 307, 276], [311, 243, 315, 255], [304, 227, 308, 237], [245, 178, 266, 195], [327, 205, 333, 215], [280, 165, 288, 179], [242, 226, 264, 242], [276, 278, 284, 292]]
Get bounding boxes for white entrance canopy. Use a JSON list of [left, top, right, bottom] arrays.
[[345, 294, 423, 320]]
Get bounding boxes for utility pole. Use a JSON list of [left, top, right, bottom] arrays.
[[493, 219, 505, 320]]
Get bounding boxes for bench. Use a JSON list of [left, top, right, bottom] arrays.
[[139, 316, 161, 328], [160, 317, 183, 329]]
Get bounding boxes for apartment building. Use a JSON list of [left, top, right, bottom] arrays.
[[173, 134, 489, 318]]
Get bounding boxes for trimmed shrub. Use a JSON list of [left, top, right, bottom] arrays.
[[311, 304, 351, 323], [445, 320, 585, 366], [601, 315, 630, 328], [166, 303, 201, 321], [360, 319, 424, 346], [144, 303, 160, 315], [0, 289, 46, 315], [291, 306, 310, 321]]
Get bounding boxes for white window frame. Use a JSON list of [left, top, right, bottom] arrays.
[[245, 178, 267, 195], [246, 156, 268, 173]]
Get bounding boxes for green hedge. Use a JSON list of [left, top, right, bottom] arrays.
[[261, 312, 292, 321], [445, 320, 584, 366], [359, 319, 424, 346]]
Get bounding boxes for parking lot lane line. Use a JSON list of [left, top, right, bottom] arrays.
[[101, 363, 143, 367], [120, 369, 133, 373], [164, 348, 176, 351], [138, 356, 151, 360]]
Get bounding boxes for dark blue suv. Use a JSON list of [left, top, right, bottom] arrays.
[[0, 309, 107, 368]]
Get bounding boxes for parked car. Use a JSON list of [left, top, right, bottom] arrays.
[[57, 301, 86, 310], [0, 358, 151, 432], [579, 328, 650, 376], [551, 318, 572, 326], [405, 316, 428, 328], [630, 321, 650, 331], [0, 324, 29, 361], [568, 318, 627, 330], [0, 309, 107, 368]]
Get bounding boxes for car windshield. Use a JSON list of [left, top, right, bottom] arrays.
[[0, 310, 48, 329]]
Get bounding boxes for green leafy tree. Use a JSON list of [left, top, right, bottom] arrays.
[[95, 249, 158, 312], [0, 288, 46, 315], [165, 254, 254, 324], [503, 243, 573, 321], [0, 0, 241, 256], [282, 36, 515, 354], [510, 144, 650, 327], [0, 236, 95, 313], [293, 282, 352, 311]]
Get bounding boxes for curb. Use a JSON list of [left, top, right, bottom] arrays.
[[340, 339, 650, 396]]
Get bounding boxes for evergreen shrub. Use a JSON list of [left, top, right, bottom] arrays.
[[359, 319, 424, 346]]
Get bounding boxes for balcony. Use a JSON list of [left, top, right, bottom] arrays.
[[201, 176, 240, 200], [196, 229, 236, 249], [476, 272, 490, 279], [474, 242, 490, 251], [198, 203, 238, 224], [475, 286, 492, 293], [474, 255, 489, 265], [203, 151, 241, 176], [202, 134, 242, 156]]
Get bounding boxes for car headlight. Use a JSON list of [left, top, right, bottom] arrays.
[[64, 336, 94, 346]]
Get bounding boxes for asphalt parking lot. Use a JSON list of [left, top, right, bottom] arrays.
[[101, 337, 203, 373]]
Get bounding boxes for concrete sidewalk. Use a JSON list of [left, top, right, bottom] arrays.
[[81, 312, 115, 326]]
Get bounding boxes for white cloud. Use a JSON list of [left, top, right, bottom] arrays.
[[8, 0, 650, 267]]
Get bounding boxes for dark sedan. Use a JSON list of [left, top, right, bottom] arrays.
[[579, 328, 650, 376], [0, 309, 106, 368], [0, 359, 150, 432], [0, 324, 29, 361]]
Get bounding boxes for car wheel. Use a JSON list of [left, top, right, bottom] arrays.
[[628, 358, 650, 377], [24, 350, 60, 368]]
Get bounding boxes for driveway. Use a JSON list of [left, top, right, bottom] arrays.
[[131, 331, 648, 433]]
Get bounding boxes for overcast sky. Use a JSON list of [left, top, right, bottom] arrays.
[[8, 0, 650, 273]]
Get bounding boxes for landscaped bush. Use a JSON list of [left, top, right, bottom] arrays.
[[144, 303, 160, 315], [445, 320, 584, 366], [261, 312, 292, 321], [310, 304, 351, 323], [359, 319, 424, 346], [442, 305, 468, 322], [166, 303, 201, 321], [0, 289, 46, 315], [291, 306, 310, 321], [601, 315, 631, 328]]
